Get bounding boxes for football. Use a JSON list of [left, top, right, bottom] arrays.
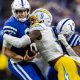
[[26, 45, 37, 57]]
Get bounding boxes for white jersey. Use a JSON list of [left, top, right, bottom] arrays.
[[30, 23, 63, 62]]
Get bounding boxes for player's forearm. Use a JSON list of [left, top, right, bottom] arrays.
[[72, 46, 80, 56], [3, 34, 31, 48], [5, 53, 23, 60], [65, 45, 79, 56], [4, 47, 23, 60]]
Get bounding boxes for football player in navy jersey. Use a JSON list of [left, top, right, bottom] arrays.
[[48, 18, 80, 80], [56, 18, 80, 60], [2, 0, 45, 80], [56, 18, 80, 77]]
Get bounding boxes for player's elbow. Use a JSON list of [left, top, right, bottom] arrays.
[[13, 41, 23, 48], [4, 52, 8, 57]]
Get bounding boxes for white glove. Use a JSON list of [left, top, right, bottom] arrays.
[[30, 43, 38, 52], [30, 43, 39, 57], [58, 34, 69, 47]]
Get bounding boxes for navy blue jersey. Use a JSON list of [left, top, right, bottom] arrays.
[[3, 16, 30, 56], [68, 33, 80, 47], [3, 16, 45, 80], [52, 26, 80, 47]]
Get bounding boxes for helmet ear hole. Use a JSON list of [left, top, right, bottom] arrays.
[[27, 9, 29, 13]]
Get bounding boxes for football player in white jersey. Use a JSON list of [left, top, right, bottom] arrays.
[[48, 18, 80, 80], [3, 8, 80, 80]]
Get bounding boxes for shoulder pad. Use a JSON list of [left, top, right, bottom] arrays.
[[30, 23, 47, 32]]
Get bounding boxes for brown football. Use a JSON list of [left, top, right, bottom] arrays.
[[26, 45, 37, 57]]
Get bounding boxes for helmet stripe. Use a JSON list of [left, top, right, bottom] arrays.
[[68, 24, 73, 31], [21, 0, 24, 6], [60, 19, 70, 32]]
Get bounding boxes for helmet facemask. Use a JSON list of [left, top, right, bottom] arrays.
[[30, 8, 52, 26], [11, 0, 30, 22], [56, 18, 75, 38]]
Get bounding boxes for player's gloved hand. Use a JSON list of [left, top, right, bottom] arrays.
[[30, 43, 38, 53], [58, 34, 69, 47], [30, 43, 40, 58]]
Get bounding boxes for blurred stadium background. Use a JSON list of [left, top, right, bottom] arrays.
[[0, 0, 80, 80]]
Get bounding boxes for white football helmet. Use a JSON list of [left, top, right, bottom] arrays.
[[30, 8, 52, 26], [11, 0, 30, 22], [56, 18, 75, 37]]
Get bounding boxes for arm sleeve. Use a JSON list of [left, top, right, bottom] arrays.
[[3, 25, 17, 36], [3, 34, 31, 48], [3, 23, 31, 48], [3, 39, 12, 48]]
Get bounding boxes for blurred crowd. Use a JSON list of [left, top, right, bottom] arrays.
[[0, 0, 80, 80], [0, 0, 80, 30]]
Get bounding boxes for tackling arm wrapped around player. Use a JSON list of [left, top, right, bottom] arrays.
[[58, 34, 79, 56]]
